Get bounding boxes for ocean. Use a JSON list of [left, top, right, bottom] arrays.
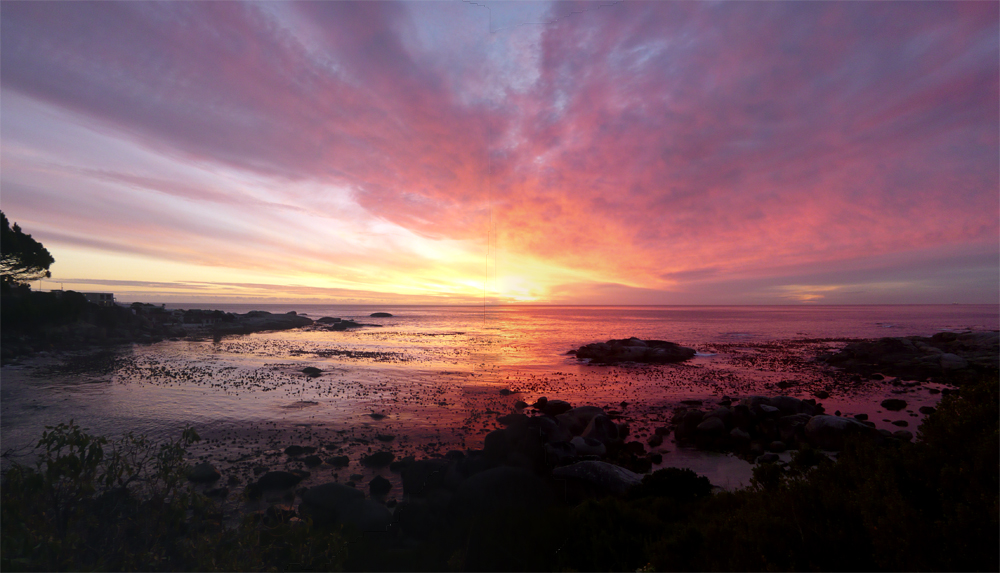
[[2, 304, 996, 491]]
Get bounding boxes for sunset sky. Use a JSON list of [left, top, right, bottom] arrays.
[[1, 1, 997, 305]]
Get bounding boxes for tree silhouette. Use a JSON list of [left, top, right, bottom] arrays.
[[1, 211, 55, 289]]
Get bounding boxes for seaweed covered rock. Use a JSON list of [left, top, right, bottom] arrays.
[[573, 338, 697, 364]]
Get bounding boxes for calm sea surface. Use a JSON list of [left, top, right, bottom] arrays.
[[3, 304, 996, 490]]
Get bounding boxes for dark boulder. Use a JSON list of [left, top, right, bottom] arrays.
[[573, 338, 696, 365], [257, 471, 304, 490], [327, 455, 350, 467], [369, 475, 392, 496], [804, 415, 872, 451], [302, 367, 322, 377], [880, 398, 907, 411], [188, 462, 221, 483], [483, 429, 512, 462], [551, 460, 643, 496], [361, 451, 395, 467], [581, 414, 620, 445], [370, 312, 393, 317], [541, 399, 573, 417]]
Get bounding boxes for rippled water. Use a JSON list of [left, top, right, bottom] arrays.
[[2, 304, 996, 492]]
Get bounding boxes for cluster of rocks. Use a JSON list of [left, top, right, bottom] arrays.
[[212, 311, 314, 336], [315, 316, 377, 331], [570, 338, 697, 364], [821, 331, 999, 382], [187, 398, 687, 536], [672, 395, 914, 458]]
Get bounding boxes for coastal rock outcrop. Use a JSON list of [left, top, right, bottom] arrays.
[[572, 338, 697, 364], [821, 331, 999, 381]]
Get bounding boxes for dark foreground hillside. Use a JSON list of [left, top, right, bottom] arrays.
[[2, 368, 997, 571]]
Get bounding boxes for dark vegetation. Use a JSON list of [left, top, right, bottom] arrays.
[[1, 211, 54, 290], [0, 289, 155, 364], [3, 370, 996, 571]]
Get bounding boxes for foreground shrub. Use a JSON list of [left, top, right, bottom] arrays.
[[0, 422, 348, 571]]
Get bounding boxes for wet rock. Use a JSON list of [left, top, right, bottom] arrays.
[[327, 456, 350, 467], [729, 427, 751, 443], [285, 445, 306, 456], [302, 367, 322, 377], [376, 434, 395, 442], [646, 433, 664, 448], [541, 399, 573, 417], [939, 353, 968, 370], [556, 406, 606, 436], [704, 406, 733, 428], [370, 312, 393, 318], [483, 429, 512, 462], [257, 471, 304, 490], [552, 460, 643, 496], [303, 455, 322, 468], [301, 482, 391, 531], [777, 414, 812, 445], [695, 416, 726, 436], [389, 455, 415, 473], [893, 430, 914, 442], [918, 406, 936, 415], [854, 413, 869, 421], [881, 399, 907, 411], [582, 414, 620, 445], [759, 404, 780, 416], [570, 436, 606, 456], [498, 413, 528, 428], [531, 416, 573, 444], [573, 338, 696, 364], [769, 396, 803, 416], [369, 475, 392, 496], [624, 441, 646, 455], [804, 415, 872, 451], [891, 420, 909, 427], [545, 441, 578, 464], [813, 390, 830, 399], [188, 462, 221, 483], [629, 467, 713, 500]]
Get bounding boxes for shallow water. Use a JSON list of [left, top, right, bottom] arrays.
[[2, 304, 996, 497]]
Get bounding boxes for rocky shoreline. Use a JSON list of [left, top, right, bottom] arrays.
[[175, 331, 997, 537], [0, 291, 387, 365]]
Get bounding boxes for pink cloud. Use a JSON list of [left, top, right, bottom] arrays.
[[1, 1, 996, 302]]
